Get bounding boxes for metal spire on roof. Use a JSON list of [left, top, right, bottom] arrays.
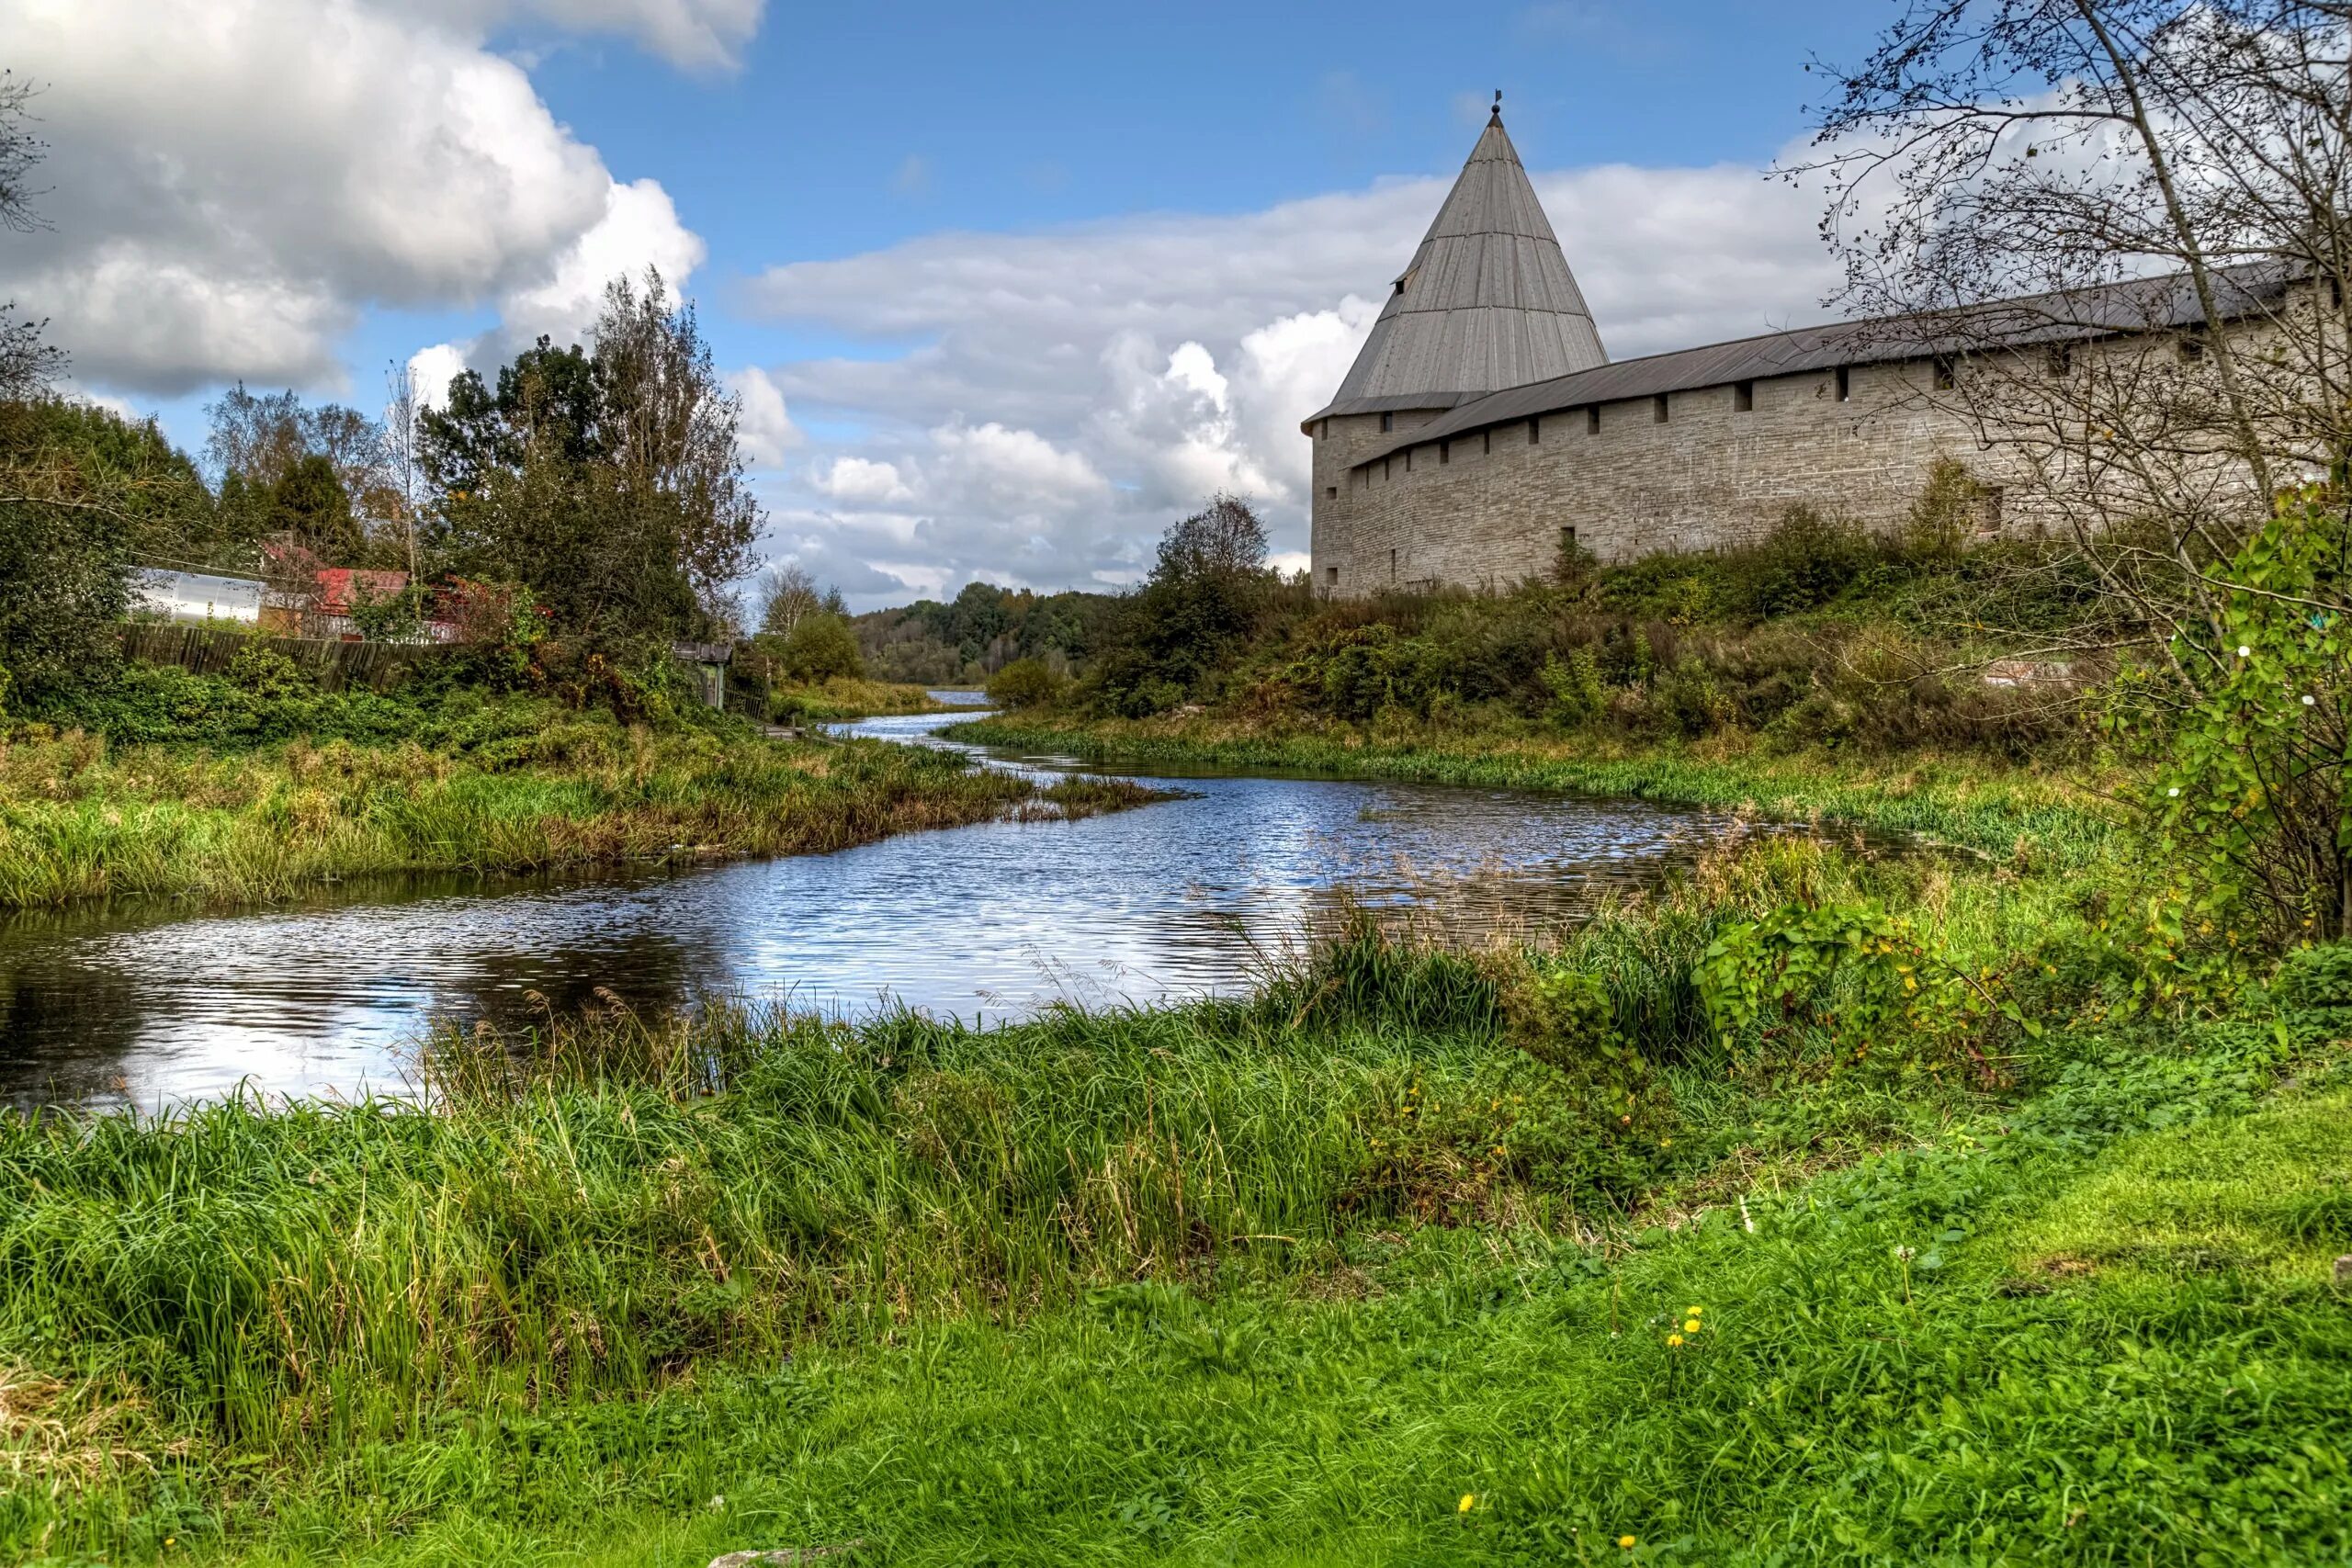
[[1310, 101, 1610, 424]]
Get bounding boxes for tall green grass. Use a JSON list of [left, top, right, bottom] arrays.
[[0, 725, 1142, 908], [953, 716, 2122, 868], [2, 844, 2341, 1564]]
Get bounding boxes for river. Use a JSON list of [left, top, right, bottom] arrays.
[[0, 697, 1751, 1110]]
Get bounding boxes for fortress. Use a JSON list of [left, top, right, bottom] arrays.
[[1303, 106, 2118, 594]]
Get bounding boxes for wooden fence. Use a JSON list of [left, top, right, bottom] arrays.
[[119, 623, 447, 694]]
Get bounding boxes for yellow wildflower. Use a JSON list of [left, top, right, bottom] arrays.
[[1667, 1333, 1684, 1347], [1619, 1535, 1637, 1549], [1683, 1318, 1701, 1334], [1686, 1305, 1702, 1315], [1459, 1494, 1476, 1513]]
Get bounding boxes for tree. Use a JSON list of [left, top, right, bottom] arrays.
[[0, 400, 163, 708], [1800, 1, 2352, 936], [269, 453, 361, 562], [413, 270, 762, 647], [591, 271, 760, 617], [756, 562, 823, 640], [780, 613, 864, 682], [1155, 491, 1270, 580], [1087, 493, 1274, 715], [0, 73, 62, 400], [204, 384, 397, 561]]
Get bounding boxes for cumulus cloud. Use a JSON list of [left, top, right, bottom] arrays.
[[0, 0, 712, 396], [725, 367, 802, 469], [739, 152, 1841, 607]]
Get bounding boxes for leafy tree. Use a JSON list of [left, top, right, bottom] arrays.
[[204, 384, 399, 533], [0, 73, 62, 400], [1088, 493, 1273, 714], [414, 270, 760, 647], [268, 453, 361, 563], [780, 613, 864, 682], [757, 562, 824, 640], [2135, 491, 2350, 941]]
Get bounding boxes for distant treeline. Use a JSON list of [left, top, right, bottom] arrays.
[[853, 581, 1116, 686]]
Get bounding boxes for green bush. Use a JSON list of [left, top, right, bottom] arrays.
[[984, 656, 1066, 709], [1740, 504, 1880, 617], [780, 614, 865, 682]]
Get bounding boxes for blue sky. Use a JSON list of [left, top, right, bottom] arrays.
[[4, 0, 1890, 607]]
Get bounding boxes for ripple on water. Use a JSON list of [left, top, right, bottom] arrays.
[[0, 704, 1738, 1109]]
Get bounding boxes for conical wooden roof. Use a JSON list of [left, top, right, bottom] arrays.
[[1313, 109, 1608, 422]]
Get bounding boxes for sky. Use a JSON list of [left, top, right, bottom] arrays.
[[0, 0, 1894, 609]]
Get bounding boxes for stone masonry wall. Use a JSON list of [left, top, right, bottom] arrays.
[[1307, 358, 2021, 598]]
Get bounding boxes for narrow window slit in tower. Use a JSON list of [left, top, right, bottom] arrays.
[[1734, 380, 1754, 412], [2047, 343, 2072, 378], [1325, 486, 1337, 499], [1439, 441, 1450, 464], [1483, 429, 1491, 455], [1653, 394, 1669, 423], [1529, 417, 1542, 444], [1933, 355, 1956, 390], [1389, 547, 1397, 581], [1380, 412, 1394, 433], [1835, 366, 1851, 402], [1587, 405, 1600, 434]]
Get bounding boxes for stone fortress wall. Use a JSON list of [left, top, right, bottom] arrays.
[[1308, 356, 2006, 600]]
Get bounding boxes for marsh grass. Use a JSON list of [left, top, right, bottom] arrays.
[[766, 677, 962, 723], [953, 715, 2122, 868], [0, 721, 1176, 908]]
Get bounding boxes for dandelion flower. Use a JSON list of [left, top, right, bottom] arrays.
[[1686, 1305, 1702, 1315], [1619, 1535, 1638, 1549], [1683, 1318, 1702, 1334], [1459, 1494, 1476, 1513], [1667, 1332, 1685, 1347]]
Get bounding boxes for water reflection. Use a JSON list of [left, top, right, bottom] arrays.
[[0, 696, 1742, 1110]]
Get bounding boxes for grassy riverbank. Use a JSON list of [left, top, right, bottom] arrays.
[[5, 836, 2346, 1564], [0, 672, 1144, 908], [767, 677, 968, 723], [953, 714, 2122, 868]]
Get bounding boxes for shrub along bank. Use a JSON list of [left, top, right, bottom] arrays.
[[2, 835, 2346, 1564]]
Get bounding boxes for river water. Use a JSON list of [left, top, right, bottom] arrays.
[[0, 698, 1749, 1110]]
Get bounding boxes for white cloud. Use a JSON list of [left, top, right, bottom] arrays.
[[413, 0, 765, 70], [812, 457, 915, 506], [498, 179, 707, 349], [738, 151, 1839, 608], [406, 343, 470, 412], [726, 367, 802, 469], [0, 0, 711, 395]]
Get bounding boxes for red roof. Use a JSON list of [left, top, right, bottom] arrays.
[[314, 569, 408, 616]]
